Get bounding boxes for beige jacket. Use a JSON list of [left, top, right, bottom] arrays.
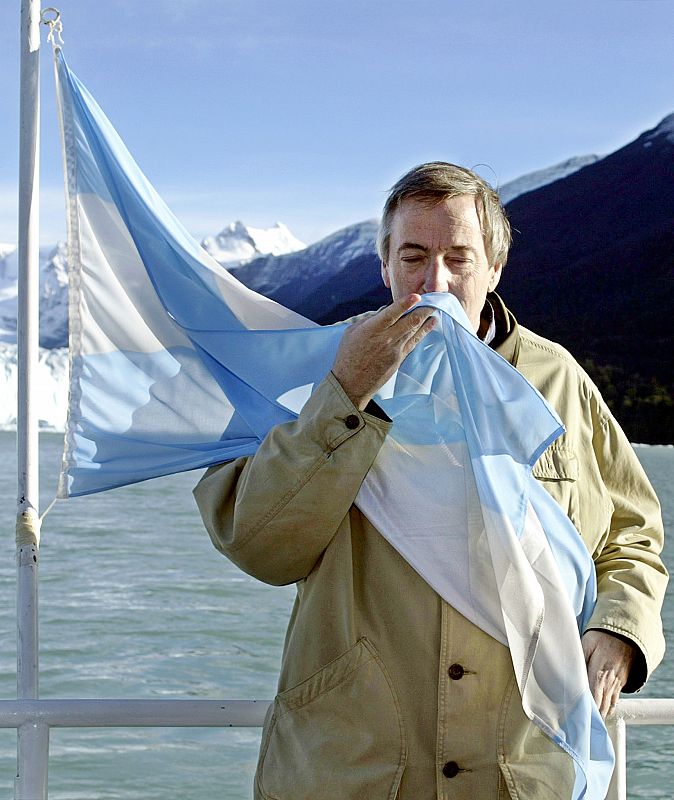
[[193, 295, 667, 800]]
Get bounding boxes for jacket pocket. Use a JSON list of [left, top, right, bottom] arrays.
[[255, 637, 406, 800], [496, 675, 575, 800], [533, 444, 581, 531]]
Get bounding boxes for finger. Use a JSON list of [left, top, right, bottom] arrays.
[[404, 306, 437, 328], [606, 679, 621, 718], [401, 316, 437, 358], [392, 307, 436, 343], [586, 657, 607, 714], [374, 294, 422, 328], [600, 685, 615, 719], [595, 671, 619, 719]]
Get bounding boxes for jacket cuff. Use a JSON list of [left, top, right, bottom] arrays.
[[308, 372, 391, 452], [584, 626, 647, 693], [585, 601, 664, 692]]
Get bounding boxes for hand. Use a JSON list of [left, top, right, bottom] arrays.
[[331, 294, 436, 410], [581, 629, 636, 719]]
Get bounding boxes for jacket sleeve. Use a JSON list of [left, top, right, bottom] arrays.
[[585, 389, 668, 691], [193, 372, 392, 586]]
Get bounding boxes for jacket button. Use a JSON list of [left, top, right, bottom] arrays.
[[442, 761, 460, 778], [448, 663, 465, 680], [344, 414, 360, 429]]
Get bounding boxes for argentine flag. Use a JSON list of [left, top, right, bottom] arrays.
[[52, 45, 613, 798]]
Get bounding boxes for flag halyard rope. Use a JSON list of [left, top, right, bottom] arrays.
[[40, 7, 63, 46]]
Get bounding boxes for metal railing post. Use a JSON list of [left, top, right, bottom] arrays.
[[15, 724, 49, 799], [605, 716, 626, 800], [16, 0, 47, 797]]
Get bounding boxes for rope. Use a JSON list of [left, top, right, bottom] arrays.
[[41, 7, 64, 46], [40, 498, 57, 523]]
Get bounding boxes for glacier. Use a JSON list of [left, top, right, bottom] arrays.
[[0, 343, 68, 431]]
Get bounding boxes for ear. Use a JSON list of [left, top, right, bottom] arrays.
[[381, 260, 391, 289], [488, 262, 503, 293]]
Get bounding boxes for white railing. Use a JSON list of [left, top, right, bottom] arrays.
[[2, 698, 270, 797], [605, 698, 674, 800], [0, 696, 672, 799]]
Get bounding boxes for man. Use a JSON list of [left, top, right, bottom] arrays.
[[194, 163, 666, 799]]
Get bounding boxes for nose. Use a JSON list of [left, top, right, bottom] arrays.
[[423, 256, 450, 293]]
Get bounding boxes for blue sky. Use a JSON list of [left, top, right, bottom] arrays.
[[1, 0, 673, 245]]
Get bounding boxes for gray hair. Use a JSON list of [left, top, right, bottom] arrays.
[[376, 162, 512, 268]]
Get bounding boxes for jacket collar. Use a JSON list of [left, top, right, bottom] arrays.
[[487, 292, 520, 367]]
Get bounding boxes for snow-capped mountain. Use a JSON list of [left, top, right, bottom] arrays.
[[201, 221, 305, 267], [1, 112, 671, 435], [645, 111, 674, 145], [0, 222, 305, 351], [233, 220, 379, 308], [498, 155, 600, 205], [0, 240, 70, 430], [228, 155, 604, 322], [38, 242, 69, 349], [0, 242, 69, 348], [0, 163, 600, 356], [0, 244, 20, 341]]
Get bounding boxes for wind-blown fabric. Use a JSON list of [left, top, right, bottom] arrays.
[[53, 46, 613, 797], [357, 315, 614, 798]]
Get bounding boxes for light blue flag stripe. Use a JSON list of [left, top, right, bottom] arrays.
[[53, 46, 613, 798]]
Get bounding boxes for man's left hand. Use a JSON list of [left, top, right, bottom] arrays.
[[581, 629, 636, 719]]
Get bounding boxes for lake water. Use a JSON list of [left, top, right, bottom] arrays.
[[0, 433, 671, 799]]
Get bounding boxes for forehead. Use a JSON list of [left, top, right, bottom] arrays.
[[390, 195, 483, 247]]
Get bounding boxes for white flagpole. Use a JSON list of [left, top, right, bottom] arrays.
[[15, 1, 49, 797]]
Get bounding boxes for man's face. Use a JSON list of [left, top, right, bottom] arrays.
[[381, 195, 502, 332]]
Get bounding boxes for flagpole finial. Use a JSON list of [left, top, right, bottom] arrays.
[[40, 7, 63, 46]]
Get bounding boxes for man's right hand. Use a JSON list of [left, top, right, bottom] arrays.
[[331, 294, 437, 410]]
